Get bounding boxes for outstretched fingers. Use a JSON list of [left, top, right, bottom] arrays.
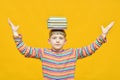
[[106, 21, 115, 31], [8, 18, 15, 28]]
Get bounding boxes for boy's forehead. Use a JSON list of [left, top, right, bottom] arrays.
[[49, 30, 66, 38], [50, 34, 65, 39]]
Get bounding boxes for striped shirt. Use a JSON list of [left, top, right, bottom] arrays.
[[13, 34, 106, 80]]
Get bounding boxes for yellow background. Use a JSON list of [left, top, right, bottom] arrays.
[[0, 0, 120, 80]]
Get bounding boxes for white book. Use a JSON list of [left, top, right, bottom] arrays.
[[47, 17, 67, 30]]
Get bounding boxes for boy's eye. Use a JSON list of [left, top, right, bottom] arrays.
[[52, 37, 56, 39], [59, 37, 63, 39]]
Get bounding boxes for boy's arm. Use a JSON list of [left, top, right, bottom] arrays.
[[76, 35, 106, 59], [76, 21, 114, 59], [13, 34, 42, 58], [8, 18, 42, 59]]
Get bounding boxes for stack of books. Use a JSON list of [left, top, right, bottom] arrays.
[[47, 17, 67, 30]]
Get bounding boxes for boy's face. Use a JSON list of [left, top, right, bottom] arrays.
[[48, 32, 66, 51]]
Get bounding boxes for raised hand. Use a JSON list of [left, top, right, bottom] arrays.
[[8, 18, 19, 36], [101, 21, 115, 38], [8, 18, 19, 32]]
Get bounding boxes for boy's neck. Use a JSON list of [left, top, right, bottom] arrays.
[[51, 48, 64, 52]]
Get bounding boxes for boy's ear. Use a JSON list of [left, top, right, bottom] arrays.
[[48, 38, 50, 44], [64, 39, 67, 44]]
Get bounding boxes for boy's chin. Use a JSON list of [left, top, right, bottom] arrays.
[[52, 47, 63, 51]]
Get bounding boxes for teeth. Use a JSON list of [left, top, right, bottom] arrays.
[[48, 17, 67, 29]]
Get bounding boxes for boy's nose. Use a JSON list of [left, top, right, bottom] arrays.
[[56, 40, 60, 43]]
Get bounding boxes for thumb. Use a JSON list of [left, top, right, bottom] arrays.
[[8, 18, 11, 27], [101, 25, 105, 31], [16, 25, 19, 29], [13, 25, 19, 31]]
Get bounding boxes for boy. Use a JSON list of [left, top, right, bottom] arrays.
[[8, 18, 114, 80]]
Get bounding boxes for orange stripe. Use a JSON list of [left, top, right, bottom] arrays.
[[42, 62, 75, 68], [18, 44, 26, 52], [44, 77, 49, 80], [82, 48, 87, 57], [94, 42, 99, 49], [42, 51, 76, 61], [97, 38, 102, 44], [38, 49, 41, 58], [30, 48, 36, 58], [77, 49, 82, 59], [24, 47, 30, 56], [87, 45, 93, 55], [42, 55, 76, 62], [43, 69, 75, 76], [65, 78, 74, 80]]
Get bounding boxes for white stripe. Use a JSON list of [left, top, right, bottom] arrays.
[[48, 23, 67, 26], [48, 20, 67, 22]]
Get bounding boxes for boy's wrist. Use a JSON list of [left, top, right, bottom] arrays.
[[101, 33, 106, 38], [99, 33, 107, 43], [13, 31, 19, 37]]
